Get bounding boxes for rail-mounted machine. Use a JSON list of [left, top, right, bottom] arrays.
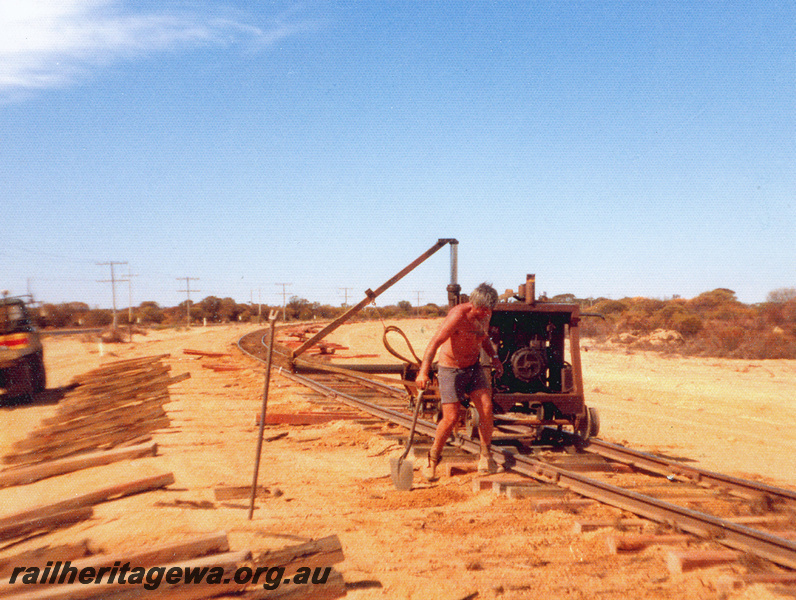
[[467, 274, 599, 442]]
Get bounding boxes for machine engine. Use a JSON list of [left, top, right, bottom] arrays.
[[481, 274, 598, 440], [491, 315, 571, 395], [394, 261, 599, 442]]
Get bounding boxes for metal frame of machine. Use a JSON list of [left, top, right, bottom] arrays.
[[485, 274, 599, 441]]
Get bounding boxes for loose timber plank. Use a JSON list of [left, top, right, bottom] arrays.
[[166, 373, 191, 386], [17, 404, 167, 449], [0, 443, 157, 488], [606, 533, 692, 553], [571, 519, 648, 534], [183, 349, 230, 358], [241, 569, 347, 600], [5, 417, 171, 466], [214, 486, 270, 501], [253, 535, 345, 574], [0, 508, 93, 542], [0, 473, 175, 529], [0, 541, 91, 578], [0, 532, 230, 596], [3, 550, 249, 600], [666, 549, 741, 574]]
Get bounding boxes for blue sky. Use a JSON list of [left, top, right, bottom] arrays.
[[2, 1, 794, 310]]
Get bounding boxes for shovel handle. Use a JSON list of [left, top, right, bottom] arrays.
[[399, 390, 424, 463]]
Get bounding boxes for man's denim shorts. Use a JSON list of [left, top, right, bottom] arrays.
[[437, 363, 490, 406]]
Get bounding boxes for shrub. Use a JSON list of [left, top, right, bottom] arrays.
[[617, 309, 654, 333], [592, 299, 627, 315], [671, 313, 703, 337], [579, 316, 611, 340], [741, 331, 796, 359], [84, 309, 112, 327], [626, 297, 666, 314], [688, 288, 738, 311], [766, 288, 796, 303]]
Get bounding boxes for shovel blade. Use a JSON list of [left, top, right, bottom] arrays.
[[390, 457, 414, 491]]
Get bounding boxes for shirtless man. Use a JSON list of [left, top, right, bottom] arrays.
[[414, 283, 503, 480]]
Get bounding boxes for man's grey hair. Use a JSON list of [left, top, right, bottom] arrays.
[[470, 282, 498, 308]]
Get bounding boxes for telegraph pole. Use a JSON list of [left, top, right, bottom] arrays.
[[413, 290, 424, 316], [177, 277, 200, 327], [275, 283, 291, 321], [98, 261, 128, 329], [126, 268, 138, 325], [339, 287, 353, 307], [250, 289, 263, 324]]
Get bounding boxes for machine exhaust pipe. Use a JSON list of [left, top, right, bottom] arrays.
[[446, 240, 461, 306], [450, 241, 458, 287]]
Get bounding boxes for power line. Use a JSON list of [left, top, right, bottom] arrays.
[[97, 261, 128, 328], [413, 290, 424, 314], [251, 288, 264, 323], [177, 277, 200, 327], [275, 283, 292, 321], [126, 268, 139, 324], [339, 287, 353, 307]]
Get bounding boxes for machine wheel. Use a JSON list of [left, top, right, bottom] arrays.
[[464, 405, 480, 439], [30, 353, 46, 393], [4, 360, 34, 402], [576, 406, 600, 442], [588, 406, 600, 438]]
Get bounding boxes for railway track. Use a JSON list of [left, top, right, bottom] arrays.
[[237, 328, 796, 573]]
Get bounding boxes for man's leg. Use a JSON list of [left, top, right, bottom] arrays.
[[470, 387, 498, 473], [422, 402, 459, 481]]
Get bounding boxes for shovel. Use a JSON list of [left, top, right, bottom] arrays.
[[390, 391, 424, 490]]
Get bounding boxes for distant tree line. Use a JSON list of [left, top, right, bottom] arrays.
[[33, 287, 796, 359], [35, 295, 447, 329]]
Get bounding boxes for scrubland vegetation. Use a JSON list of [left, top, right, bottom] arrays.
[[36, 287, 796, 360], [575, 287, 796, 359]]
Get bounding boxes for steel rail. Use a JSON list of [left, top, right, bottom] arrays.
[[240, 335, 796, 570], [509, 452, 796, 570], [274, 368, 434, 434], [581, 437, 796, 503]]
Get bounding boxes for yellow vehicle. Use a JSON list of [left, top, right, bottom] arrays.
[[0, 296, 46, 398]]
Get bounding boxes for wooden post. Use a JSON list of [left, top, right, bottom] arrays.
[[249, 311, 279, 519]]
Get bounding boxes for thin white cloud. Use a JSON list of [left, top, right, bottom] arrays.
[[0, 0, 308, 96]]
